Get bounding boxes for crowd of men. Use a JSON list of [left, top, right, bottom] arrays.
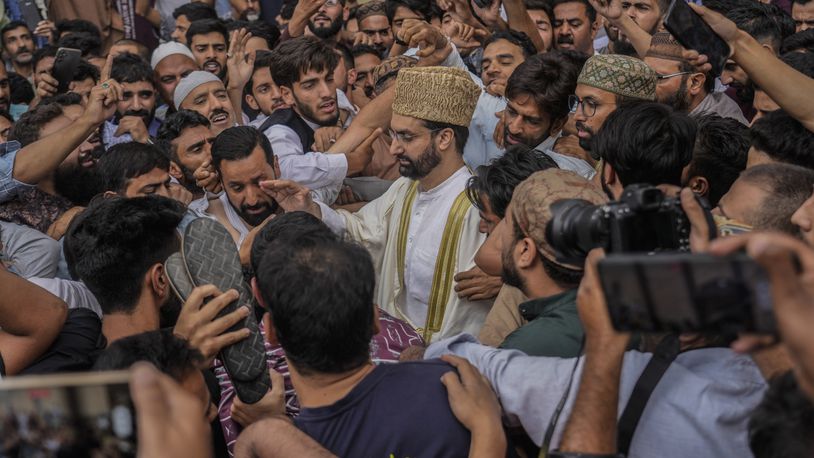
[[0, 0, 814, 456]]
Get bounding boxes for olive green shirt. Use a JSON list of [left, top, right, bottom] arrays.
[[498, 289, 583, 358]]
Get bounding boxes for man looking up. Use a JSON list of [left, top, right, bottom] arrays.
[[645, 32, 747, 124], [187, 19, 229, 81], [172, 2, 218, 44], [263, 67, 492, 342], [174, 71, 237, 136], [107, 53, 162, 146], [357, 1, 394, 57], [553, 0, 599, 56], [1, 21, 36, 80], [151, 42, 199, 120]]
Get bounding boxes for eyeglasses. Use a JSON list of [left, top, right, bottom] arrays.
[[568, 94, 606, 118], [388, 128, 444, 144], [656, 71, 692, 81]]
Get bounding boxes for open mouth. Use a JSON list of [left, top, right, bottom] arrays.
[[506, 134, 521, 145], [204, 61, 221, 73], [319, 100, 336, 113], [210, 112, 229, 124]]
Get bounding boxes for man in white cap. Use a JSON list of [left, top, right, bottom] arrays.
[[151, 41, 199, 122], [174, 70, 236, 136]]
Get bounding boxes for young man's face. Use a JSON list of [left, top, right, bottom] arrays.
[[572, 83, 618, 151], [34, 55, 55, 88], [359, 15, 393, 56], [527, 9, 554, 51], [308, 0, 345, 38], [116, 80, 157, 126], [154, 54, 198, 107], [245, 37, 270, 59], [248, 66, 287, 115], [190, 32, 228, 79], [170, 124, 214, 190], [481, 39, 526, 89], [3, 25, 35, 66], [553, 2, 597, 55], [391, 5, 423, 40], [352, 52, 381, 99], [180, 81, 235, 135], [172, 14, 193, 43], [477, 194, 502, 235], [793, 1, 814, 32], [621, 0, 662, 35], [503, 92, 554, 148], [282, 68, 339, 126], [123, 167, 173, 198], [219, 145, 279, 227]]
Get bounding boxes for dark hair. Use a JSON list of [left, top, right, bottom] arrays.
[[186, 18, 229, 47], [156, 110, 211, 162], [227, 19, 251, 32], [423, 120, 469, 154], [65, 196, 184, 314], [110, 52, 154, 84], [593, 102, 696, 187], [703, 0, 751, 14], [335, 42, 354, 69], [173, 2, 218, 21], [246, 51, 273, 97], [726, 5, 782, 52], [93, 329, 204, 381], [71, 60, 101, 83], [247, 21, 281, 49], [763, 2, 796, 40], [351, 43, 381, 59], [525, 0, 555, 19], [347, 5, 360, 21], [385, 0, 432, 23], [782, 28, 814, 53], [32, 46, 58, 70], [552, 0, 597, 22], [256, 238, 375, 375], [211, 125, 274, 172], [96, 142, 171, 194], [8, 72, 33, 104], [750, 110, 814, 169], [250, 211, 336, 274], [780, 51, 814, 78], [114, 38, 151, 61], [57, 33, 103, 57], [0, 110, 12, 124], [507, 50, 587, 125], [40, 91, 83, 107], [56, 19, 101, 40], [749, 371, 814, 458], [483, 30, 538, 58], [685, 114, 748, 207], [1, 20, 31, 48], [9, 103, 64, 146], [467, 144, 558, 218], [739, 163, 814, 236], [280, 0, 298, 21], [269, 36, 339, 88]]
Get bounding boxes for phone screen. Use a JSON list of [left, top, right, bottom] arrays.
[[663, 0, 730, 78], [0, 371, 136, 457]]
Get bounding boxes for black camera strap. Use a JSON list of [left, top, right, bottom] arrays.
[[616, 333, 680, 455]]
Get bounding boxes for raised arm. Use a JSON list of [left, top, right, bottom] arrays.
[[588, 0, 652, 57], [503, 0, 547, 52]]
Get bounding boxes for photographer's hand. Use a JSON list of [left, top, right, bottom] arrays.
[[679, 187, 714, 253]]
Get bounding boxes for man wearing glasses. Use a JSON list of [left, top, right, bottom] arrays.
[[643, 32, 747, 124]]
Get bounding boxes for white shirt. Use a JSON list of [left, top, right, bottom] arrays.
[[535, 134, 597, 180], [28, 277, 103, 318]]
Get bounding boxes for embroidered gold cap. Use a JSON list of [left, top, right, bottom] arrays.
[[393, 66, 480, 127], [512, 168, 608, 270], [577, 54, 657, 101], [372, 55, 418, 93], [357, 0, 387, 22], [645, 32, 687, 63]]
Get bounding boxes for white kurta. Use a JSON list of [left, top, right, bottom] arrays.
[[318, 167, 493, 341]]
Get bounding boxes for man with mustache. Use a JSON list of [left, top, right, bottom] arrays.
[[151, 42, 199, 122], [106, 53, 162, 147], [286, 0, 346, 42], [598, 0, 665, 56], [186, 19, 229, 81], [156, 110, 216, 202], [175, 71, 237, 136], [357, 1, 394, 57], [1, 21, 36, 81], [553, 0, 599, 56]]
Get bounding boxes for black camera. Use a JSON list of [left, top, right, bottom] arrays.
[[546, 184, 701, 263]]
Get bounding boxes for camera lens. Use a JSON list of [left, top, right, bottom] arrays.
[[546, 199, 608, 263]]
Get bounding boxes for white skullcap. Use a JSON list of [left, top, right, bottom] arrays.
[[174, 71, 223, 109], [150, 41, 196, 69]]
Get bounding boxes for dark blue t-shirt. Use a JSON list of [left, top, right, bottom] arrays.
[[294, 360, 472, 457]]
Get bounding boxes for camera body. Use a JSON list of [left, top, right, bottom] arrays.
[[546, 184, 693, 263]]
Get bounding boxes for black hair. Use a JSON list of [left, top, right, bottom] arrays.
[[65, 196, 184, 314], [246, 50, 273, 97], [71, 60, 101, 83], [726, 5, 783, 52], [593, 102, 696, 187], [173, 2, 218, 21], [32, 46, 58, 71], [247, 21, 281, 49], [506, 50, 587, 125], [467, 144, 559, 219], [227, 19, 251, 32], [156, 110, 211, 162], [57, 33, 103, 57], [55, 19, 101, 40], [0, 110, 12, 124], [780, 51, 814, 78], [96, 142, 171, 195], [703, 0, 752, 14], [385, 0, 433, 23], [750, 109, 814, 169], [552, 0, 597, 22], [211, 125, 274, 172], [347, 5, 359, 21], [113, 38, 151, 61], [749, 371, 814, 458], [351, 43, 381, 59], [782, 28, 814, 53], [335, 42, 354, 69], [110, 52, 154, 85], [256, 238, 375, 375], [249, 211, 336, 274], [93, 329, 204, 381], [8, 72, 33, 104], [9, 103, 63, 146], [1, 20, 31, 48], [40, 92, 83, 107], [739, 163, 814, 236], [684, 114, 748, 207], [280, 0, 298, 21], [763, 2, 796, 40], [186, 18, 229, 47], [483, 30, 538, 58], [525, 0, 555, 19], [269, 36, 339, 88], [423, 120, 469, 154]]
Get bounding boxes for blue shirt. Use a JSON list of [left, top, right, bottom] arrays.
[[0, 141, 35, 204]]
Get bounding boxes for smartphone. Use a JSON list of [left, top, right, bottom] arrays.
[[52, 48, 82, 94], [597, 253, 774, 335], [663, 0, 730, 78], [0, 371, 137, 457], [18, 0, 43, 35]]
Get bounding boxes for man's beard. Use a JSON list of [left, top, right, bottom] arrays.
[[159, 290, 183, 328], [294, 92, 339, 127], [504, 125, 548, 149], [116, 108, 155, 128], [177, 162, 203, 194], [557, 34, 574, 47], [398, 143, 442, 179], [203, 58, 226, 79], [663, 76, 692, 112], [231, 198, 278, 227], [13, 47, 32, 64], [732, 82, 754, 105], [500, 244, 525, 291], [54, 162, 102, 206], [576, 120, 595, 153], [308, 15, 343, 39]]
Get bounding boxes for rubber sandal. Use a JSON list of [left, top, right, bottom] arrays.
[[165, 252, 194, 302]]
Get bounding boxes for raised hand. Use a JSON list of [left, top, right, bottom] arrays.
[[115, 116, 151, 143], [231, 368, 286, 427], [227, 28, 256, 92], [259, 179, 320, 215], [194, 161, 223, 194], [399, 19, 449, 58]]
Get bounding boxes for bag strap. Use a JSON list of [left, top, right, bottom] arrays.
[[616, 334, 680, 455]]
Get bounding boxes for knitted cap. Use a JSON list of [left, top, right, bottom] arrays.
[[577, 54, 657, 101], [151, 41, 196, 69], [645, 32, 687, 63], [174, 71, 223, 109], [512, 168, 608, 270], [372, 55, 417, 92], [357, 0, 386, 22], [393, 67, 480, 127]]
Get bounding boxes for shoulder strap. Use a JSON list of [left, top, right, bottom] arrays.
[[258, 108, 315, 152], [616, 334, 680, 455]]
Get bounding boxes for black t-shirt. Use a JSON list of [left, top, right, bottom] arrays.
[[294, 360, 472, 457], [20, 308, 105, 375]]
